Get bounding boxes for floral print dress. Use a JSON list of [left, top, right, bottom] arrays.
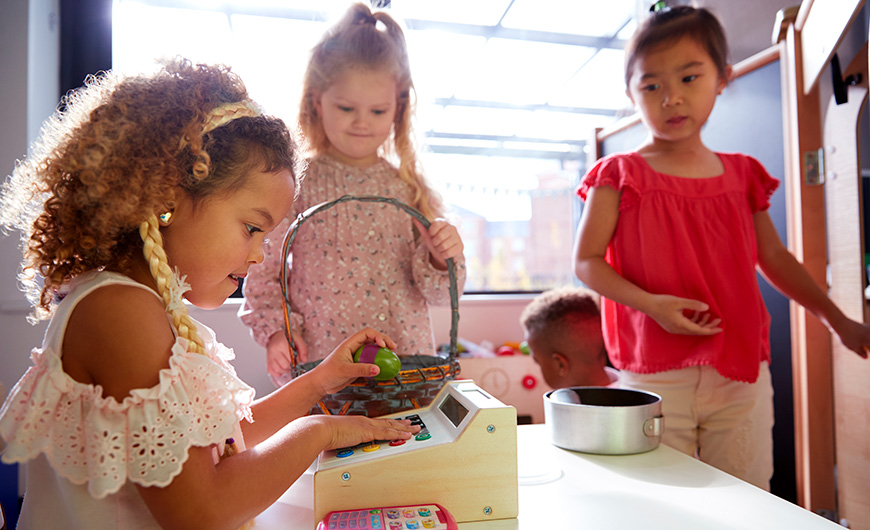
[[239, 155, 466, 382]]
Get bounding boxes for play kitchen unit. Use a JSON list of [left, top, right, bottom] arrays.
[[312, 380, 518, 525], [253, 379, 842, 529]]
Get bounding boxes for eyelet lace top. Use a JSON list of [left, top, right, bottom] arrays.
[[0, 271, 255, 501]]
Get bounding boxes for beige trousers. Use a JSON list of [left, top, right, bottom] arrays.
[[619, 362, 774, 490]]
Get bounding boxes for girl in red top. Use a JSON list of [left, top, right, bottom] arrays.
[[574, 5, 869, 490]]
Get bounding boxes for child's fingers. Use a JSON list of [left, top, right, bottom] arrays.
[[412, 218, 432, 246], [414, 218, 464, 259], [693, 322, 723, 334], [689, 312, 722, 330], [430, 221, 462, 248], [428, 220, 451, 242], [363, 327, 397, 351], [682, 310, 721, 334], [293, 334, 309, 362], [434, 238, 464, 261], [322, 417, 422, 450], [344, 327, 397, 352], [652, 295, 722, 335], [356, 362, 381, 378], [840, 322, 870, 359], [680, 298, 710, 313], [693, 311, 710, 326], [375, 418, 421, 439], [267, 359, 284, 377], [273, 354, 291, 374]]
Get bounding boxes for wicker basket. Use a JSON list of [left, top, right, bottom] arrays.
[[280, 195, 460, 417]]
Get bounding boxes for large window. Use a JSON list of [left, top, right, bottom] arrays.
[[113, 0, 635, 292]]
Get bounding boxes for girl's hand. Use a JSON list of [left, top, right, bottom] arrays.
[[311, 327, 397, 395], [309, 415, 421, 451], [832, 317, 870, 359], [413, 218, 464, 271], [645, 294, 723, 335], [266, 331, 309, 379]]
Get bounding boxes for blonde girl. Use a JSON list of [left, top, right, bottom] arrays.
[[241, 3, 466, 385], [574, 5, 869, 490], [0, 58, 417, 530]]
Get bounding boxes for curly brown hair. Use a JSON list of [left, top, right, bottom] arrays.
[[1, 58, 298, 323], [298, 2, 444, 221]]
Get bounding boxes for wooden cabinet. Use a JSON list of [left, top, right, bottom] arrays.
[[780, 0, 869, 526]]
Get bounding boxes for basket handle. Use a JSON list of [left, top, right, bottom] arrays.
[[279, 194, 460, 377]]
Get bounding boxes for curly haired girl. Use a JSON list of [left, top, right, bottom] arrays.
[[0, 58, 417, 530]]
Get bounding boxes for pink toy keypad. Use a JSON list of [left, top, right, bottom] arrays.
[[323, 504, 452, 530]]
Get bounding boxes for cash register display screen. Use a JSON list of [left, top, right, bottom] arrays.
[[439, 393, 469, 427]]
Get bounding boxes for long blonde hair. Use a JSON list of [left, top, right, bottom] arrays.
[[298, 2, 444, 220]]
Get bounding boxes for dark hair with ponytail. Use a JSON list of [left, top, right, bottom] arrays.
[[624, 6, 730, 87]]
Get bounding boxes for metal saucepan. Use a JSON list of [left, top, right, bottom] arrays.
[[544, 387, 664, 455]]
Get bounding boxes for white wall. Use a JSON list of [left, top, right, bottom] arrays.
[[0, 0, 58, 402]]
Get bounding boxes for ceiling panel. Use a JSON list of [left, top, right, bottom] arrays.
[[549, 48, 631, 110], [452, 38, 596, 105], [406, 31, 487, 100], [115, 0, 796, 162], [501, 0, 635, 36], [390, 0, 513, 26]]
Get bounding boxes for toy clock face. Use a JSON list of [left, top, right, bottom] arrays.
[[354, 344, 402, 381]]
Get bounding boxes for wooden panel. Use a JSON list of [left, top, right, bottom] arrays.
[[824, 44, 869, 530], [781, 24, 838, 512], [798, 0, 865, 94]]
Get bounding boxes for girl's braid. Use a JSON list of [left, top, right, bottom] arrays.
[[140, 100, 262, 487], [140, 100, 260, 356], [139, 213, 206, 355], [142, 211, 246, 523]]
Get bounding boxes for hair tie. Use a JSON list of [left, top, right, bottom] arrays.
[[202, 100, 261, 136], [650, 0, 670, 12], [180, 100, 261, 148]]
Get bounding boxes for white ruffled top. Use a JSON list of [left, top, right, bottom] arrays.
[[0, 271, 255, 528]]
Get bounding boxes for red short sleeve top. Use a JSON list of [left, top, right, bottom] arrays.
[[577, 152, 780, 382]]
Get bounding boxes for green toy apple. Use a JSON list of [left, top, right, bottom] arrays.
[[354, 343, 401, 381]]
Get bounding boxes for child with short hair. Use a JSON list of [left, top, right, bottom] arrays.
[[0, 58, 418, 529], [574, 5, 869, 489], [520, 286, 617, 389], [240, 3, 466, 385]]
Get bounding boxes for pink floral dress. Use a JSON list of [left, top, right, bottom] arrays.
[[239, 155, 466, 381]]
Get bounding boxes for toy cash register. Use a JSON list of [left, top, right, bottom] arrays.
[[313, 380, 518, 524]]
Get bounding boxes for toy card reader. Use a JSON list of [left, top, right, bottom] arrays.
[[313, 380, 518, 524], [317, 503, 457, 530]]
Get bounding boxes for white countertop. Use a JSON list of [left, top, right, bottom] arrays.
[[254, 424, 841, 529]]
